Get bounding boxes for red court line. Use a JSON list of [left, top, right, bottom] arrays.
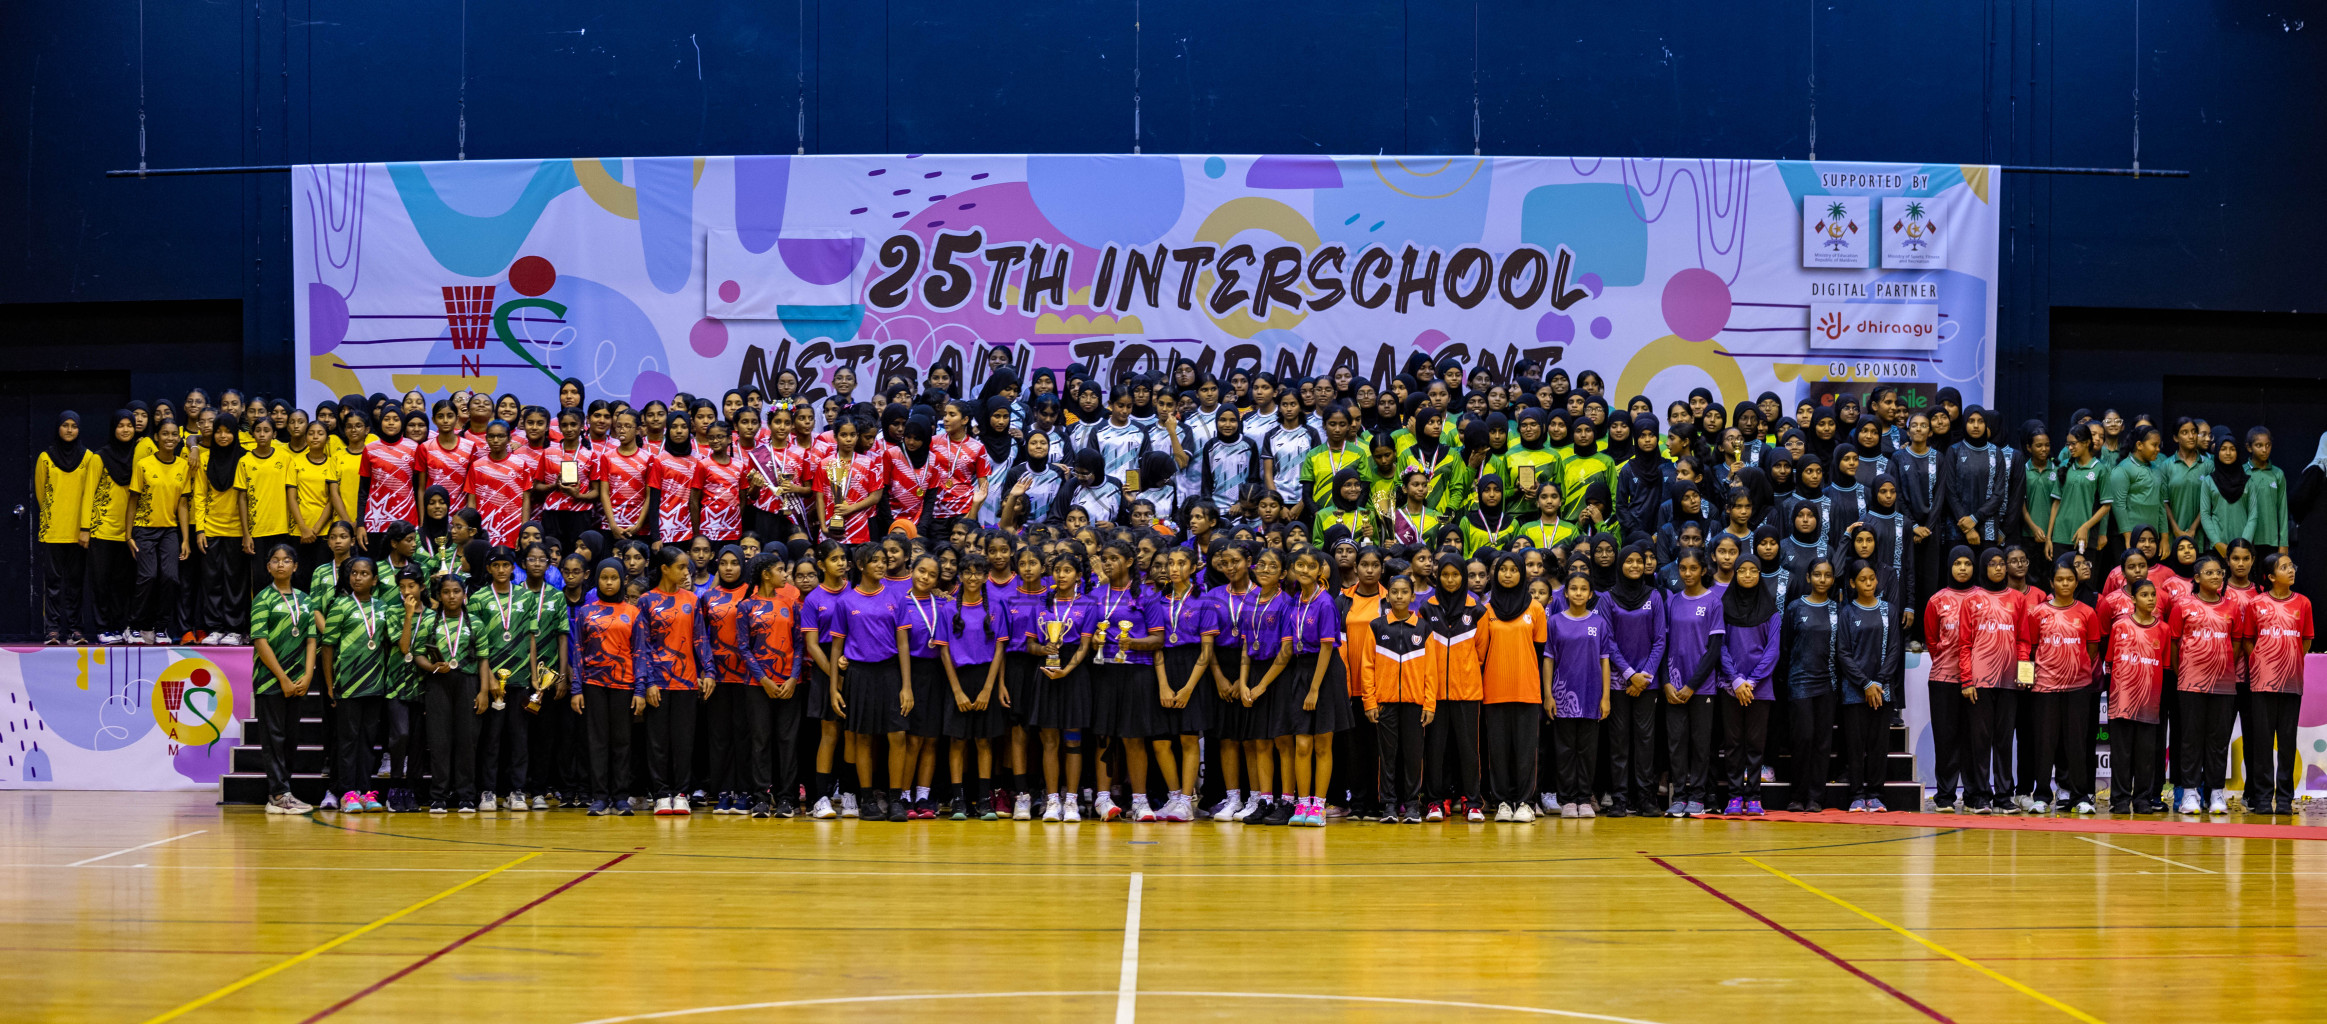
[[1697, 809, 2327, 840], [298, 853, 632, 1023], [1644, 854, 1955, 1023]]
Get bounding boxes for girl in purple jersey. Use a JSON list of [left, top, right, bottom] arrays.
[[1234, 547, 1298, 825], [1147, 547, 1217, 822], [1203, 542, 1262, 820]]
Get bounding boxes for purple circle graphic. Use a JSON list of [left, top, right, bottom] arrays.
[[631, 370, 677, 407], [718, 280, 741, 303], [1578, 272, 1604, 299], [689, 317, 729, 358], [1590, 316, 1613, 339], [1660, 268, 1732, 342], [1535, 311, 1575, 344]]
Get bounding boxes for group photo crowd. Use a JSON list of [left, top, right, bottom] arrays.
[[31, 350, 2323, 825]]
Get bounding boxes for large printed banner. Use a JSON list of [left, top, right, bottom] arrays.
[[0, 646, 253, 791], [294, 155, 1999, 412]]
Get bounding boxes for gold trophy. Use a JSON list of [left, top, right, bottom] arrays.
[[824, 458, 849, 534], [1122, 461, 1142, 493], [491, 668, 511, 711], [1516, 464, 1536, 494], [560, 458, 580, 486], [1043, 620, 1068, 670], [1116, 620, 1136, 664]]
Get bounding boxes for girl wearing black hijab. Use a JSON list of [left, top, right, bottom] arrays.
[[1616, 414, 1666, 541], [195, 412, 252, 644], [82, 410, 141, 642], [1717, 553, 1781, 814], [35, 411, 93, 644], [2198, 427, 2250, 553]]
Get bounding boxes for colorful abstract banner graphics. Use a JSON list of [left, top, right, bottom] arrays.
[[0, 646, 253, 790], [296, 156, 1998, 411]]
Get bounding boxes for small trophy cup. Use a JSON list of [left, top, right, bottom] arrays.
[[1043, 620, 1067, 670], [491, 668, 511, 711], [1116, 620, 1136, 664], [825, 459, 849, 534]]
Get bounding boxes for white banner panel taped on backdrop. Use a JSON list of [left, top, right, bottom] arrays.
[[1809, 300, 1940, 351], [1881, 196, 1948, 269], [293, 156, 1998, 412]]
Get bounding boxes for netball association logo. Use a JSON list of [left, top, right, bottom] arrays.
[[1801, 195, 1870, 268]]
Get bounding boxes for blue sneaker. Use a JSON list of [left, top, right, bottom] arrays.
[[1745, 799, 1764, 815], [1866, 797, 1887, 813], [1848, 798, 1868, 813], [1723, 797, 1744, 815], [587, 799, 610, 816]]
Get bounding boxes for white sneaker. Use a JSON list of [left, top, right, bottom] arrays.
[[97, 632, 124, 645], [1040, 794, 1063, 822], [2208, 794, 2229, 816], [673, 795, 692, 815], [2073, 800, 2095, 814], [840, 792, 860, 818], [1577, 802, 1596, 819], [1094, 792, 1119, 821], [319, 790, 340, 810], [810, 796, 837, 819], [508, 791, 527, 811], [654, 796, 674, 815], [1233, 795, 1266, 822], [1013, 793, 1034, 821], [477, 792, 497, 811], [1160, 794, 1193, 822], [1132, 795, 1156, 822], [266, 792, 313, 814], [1493, 803, 1513, 822], [1560, 802, 1579, 818], [1063, 793, 1082, 823], [1538, 793, 1559, 815], [217, 633, 244, 646], [1208, 794, 1242, 821], [2177, 791, 2201, 814], [531, 793, 548, 811]]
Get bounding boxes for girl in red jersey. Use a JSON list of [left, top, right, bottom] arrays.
[[693, 421, 761, 545], [359, 406, 422, 560], [420, 400, 474, 510], [466, 421, 533, 548], [2019, 556, 2104, 813], [1958, 548, 2022, 813], [649, 417, 701, 549], [570, 559, 644, 815], [814, 419, 885, 543], [637, 546, 713, 815], [2106, 578, 2169, 814], [595, 410, 655, 544], [2168, 554, 2241, 815], [2239, 553, 2312, 815], [537, 407, 601, 549], [1921, 547, 1978, 810]]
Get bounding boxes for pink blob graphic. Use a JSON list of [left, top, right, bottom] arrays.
[[1660, 268, 1731, 342], [1411, 329, 1451, 354], [1590, 316, 1613, 339], [1536, 312, 1575, 344], [689, 317, 729, 358], [718, 279, 741, 303]]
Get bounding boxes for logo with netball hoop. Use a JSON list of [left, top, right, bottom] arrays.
[[153, 656, 234, 749]]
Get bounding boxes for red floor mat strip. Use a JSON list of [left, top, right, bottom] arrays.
[[1696, 809, 2327, 839]]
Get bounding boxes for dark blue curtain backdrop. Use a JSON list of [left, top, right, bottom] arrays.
[[1, 1, 2321, 419]]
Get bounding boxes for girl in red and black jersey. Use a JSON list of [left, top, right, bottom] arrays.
[[736, 552, 803, 817], [1920, 547, 1978, 809], [570, 559, 644, 815], [637, 546, 713, 815], [2018, 556, 2103, 813]]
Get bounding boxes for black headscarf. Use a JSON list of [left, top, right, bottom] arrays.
[[978, 368, 1021, 404], [1977, 547, 2008, 592], [420, 484, 452, 541], [2209, 427, 2250, 505], [96, 409, 137, 486], [204, 412, 247, 492], [1586, 533, 1620, 593], [1428, 564, 1471, 629], [1514, 407, 1549, 451], [47, 411, 86, 473], [1487, 553, 1531, 622], [1465, 473, 1511, 535], [1807, 407, 1840, 463], [1329, 467, 1367, 513], [1793, 452, 1826, 500], [1945, 545, 1977, 591], [1669, 481, 1708, 526], [1723, 554, 1777, 627], [1731, 466, 1775, 525], [574, 530, 607, 564], [593, 558, 627, 601], [1609, 540, 1656, 611], [902, 419, 935, 468]]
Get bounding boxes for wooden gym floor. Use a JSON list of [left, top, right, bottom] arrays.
[[1, 792, 2317, 1024]]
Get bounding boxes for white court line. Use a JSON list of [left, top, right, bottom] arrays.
[[2076, 835, 2218, 873], [1117, 872, 1144, 1024], [66, 830, 206, 867], [568, 990, 1674, 1024]]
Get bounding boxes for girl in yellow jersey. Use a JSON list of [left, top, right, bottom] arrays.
[[85, 410, 139, 644], [128, 421, 195, 644], [35, 411, 94, 644]]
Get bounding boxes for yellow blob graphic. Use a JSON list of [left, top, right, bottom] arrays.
[[573, 159, 639, 220], [394, 373, 500, 395], [1193, 197, 1321, 339], [1371, 157, 1487, 199], [1616, 336, 1751, 412], [1960, 165, 1992, 204], [312, 354, 365, 399], [1036, 313, 1144, 335]]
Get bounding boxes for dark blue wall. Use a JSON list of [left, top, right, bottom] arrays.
[[2, 1, 2321, 418]]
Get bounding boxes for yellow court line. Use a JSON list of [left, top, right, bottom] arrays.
[[135, 852, 543, 1024], [1741, 856, 2107, 1024]]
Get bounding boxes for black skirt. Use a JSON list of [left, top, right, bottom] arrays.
[[803, 662, 838, 722], [905, 655, 947, 738], [1153, 645, 1211, 737], [941, 659, 1008, 740], [1274, 650, 1355, 737], [1017, 650, 1091, 731], [1106, 661, 1166, 739], [843, 656, 909, 736], [1212, 642, 1270, 742], [1004, 651, 1042, 728]]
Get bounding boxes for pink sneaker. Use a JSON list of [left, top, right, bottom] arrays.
[[342, 791, 367, 813], [360, 791, 385, 812]]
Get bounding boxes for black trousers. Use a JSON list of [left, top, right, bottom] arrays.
[[84, 538, 132, 635], [768, 685, 805, 802], [41, 542, 85, 638], [542, 510, 597, 552], [250, 533, 294, 597], [130, 527, 183, 634], [645, 688, 701, 797], [1963, 687, 2016, 806], [2174, 690, 2237, 795], [1924, 677, 1968, 803], [253, 690, 296, 797], [2028, 689, 2095, 806], [1840, 701, 1893, 800], [476, 687, 533, 795], [583, 685, 635, 802], [1720, 697, 1771, 800], [201, 538, 249, 633], [1334, 698, 1379, 810], [384, 697, 424, 780], [1787, 690, 1838, 809], [176, 541, 205, 641], [706, 682, 773, 796], [2109, 718, 2164, 811], [2012, 684, 2044, 798], [423, 671, 481, 805], [1606, 689, 1659, 811], [1424, 699, 1481, 803], [2244, 691, 2301, 809], [1663, 692, 1714, 804], [1373, 702, 1426, 809], [334, 695, 385, 793], [1550, 717, 1598, 803], [1481, 702, 1541, 808]]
